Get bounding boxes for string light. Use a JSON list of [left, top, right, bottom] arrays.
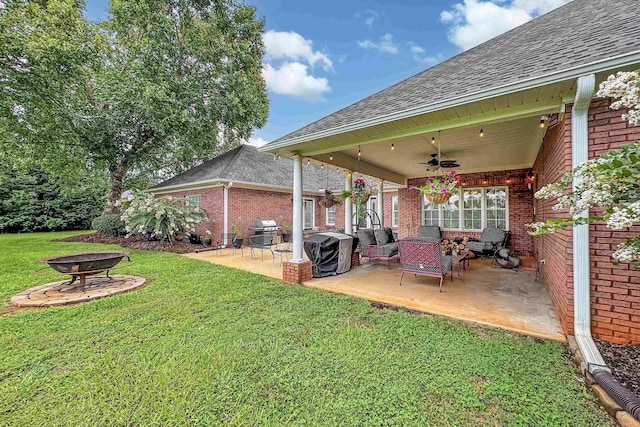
[[540, 116, 547, 128], [307, 158, 310, 165], [479, 128, 484, 137], [391, 143, 395, 151], [358, 145, 361, 157], [329, 153, 333, 161], [431, 136, 435, 144], [321, 163, 324, 169]]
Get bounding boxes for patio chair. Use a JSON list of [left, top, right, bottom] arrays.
[[357, 228, 399, 269], [248, 234, 275, 261], [273, 240, 292, 265], [465, 227, 508, 257], [398, 237, 453, 291], [418, 225, 443, 241]]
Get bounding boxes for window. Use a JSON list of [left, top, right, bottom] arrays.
[[485, 187, 507, 229], [419, 186, 508, 231], [421, 196, 439, 226], [186, 194, 202, 207], [462, 189, 482, 230], [442, 192, 461, 230], [326, 205, 336, 226], [391, 196, 399, 227]]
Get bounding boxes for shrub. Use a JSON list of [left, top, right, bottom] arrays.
[[120, 192, 210, 244], [91, 214, 126, 237], [0, 168, 105, 233]]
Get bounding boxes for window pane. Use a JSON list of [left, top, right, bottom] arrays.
[[422, 196, 440, 226], [485, 187, 507, 230], [462, 189, 482, 229], [442, 192, 460, 229], [392, 196, 399, 227]]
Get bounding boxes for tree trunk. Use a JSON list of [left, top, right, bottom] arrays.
[[103, 160, 127, 215]]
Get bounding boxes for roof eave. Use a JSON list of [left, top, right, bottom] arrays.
[[260, 50, 640, 153]]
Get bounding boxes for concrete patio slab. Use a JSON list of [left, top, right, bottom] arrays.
[[185, 249, 565, 342]]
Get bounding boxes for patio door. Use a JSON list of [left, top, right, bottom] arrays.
[[303, 198, 315, 230]]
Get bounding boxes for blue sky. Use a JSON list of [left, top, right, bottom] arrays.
[[84, 0, 570, 146]]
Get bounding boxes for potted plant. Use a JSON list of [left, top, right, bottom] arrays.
[[319, 189, 341, 208], [411, 170, 460, 204], [281, 222, 293, 242]]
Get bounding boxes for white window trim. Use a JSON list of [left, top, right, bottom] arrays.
[[391, 196, 399, 227], [303, 198, 315, 230], [325, 205, 336, 226], [421, 186, 509, 231]]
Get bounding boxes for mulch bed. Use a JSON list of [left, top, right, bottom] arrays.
[[595, 338, 640, 397], [56, 233, 203, 254]]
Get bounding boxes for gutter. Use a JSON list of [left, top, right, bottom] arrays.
[[260, 50, 640, 152], [223, 182, 232, 245], [572, 74, 640, 421]]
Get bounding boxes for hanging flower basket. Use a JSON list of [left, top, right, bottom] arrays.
[[350, 193, 370, 205], [412, 170, 460, 204], [426, 192, 453, 204], [319, 189, 341, 208]]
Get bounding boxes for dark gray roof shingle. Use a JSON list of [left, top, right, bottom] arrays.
[[272, 0, 640, 144], [151, 145, 345, 192]]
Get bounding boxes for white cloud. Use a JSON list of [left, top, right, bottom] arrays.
[[355, 10, 379, 29], [440, 0, 571, 51], [263, 30, 333, 71], [357, 33, 399, 55], [409, 44, 442, 65], [245, 136, 270, 147], [262, 62, 331, 102]]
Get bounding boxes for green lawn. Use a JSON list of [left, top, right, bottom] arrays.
[[0, 232, 611, 426]]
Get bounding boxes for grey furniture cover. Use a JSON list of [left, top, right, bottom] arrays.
[[304, 232, 354, 277], [418, 225, 443, 241], [466, 227, 507, 253]]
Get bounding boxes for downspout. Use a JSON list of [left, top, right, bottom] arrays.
[[223, 182, 232, 245], [572, 74, 640, 420]]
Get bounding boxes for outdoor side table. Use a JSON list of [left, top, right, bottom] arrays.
[[452, 251, 470, 276]]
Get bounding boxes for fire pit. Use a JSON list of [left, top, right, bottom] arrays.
[[37, 251, 131, 287]]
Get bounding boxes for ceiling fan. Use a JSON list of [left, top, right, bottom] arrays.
[[418, 133, 460, 170], [418, 153, 460, 170]]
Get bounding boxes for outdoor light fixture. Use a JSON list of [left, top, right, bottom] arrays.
[[329, 153, 333, 161], [391, 143, 395, 151], [479, 128, 484, 137], [540, 115, 548, 128], [307, 158, 310, 165], [321, 163, 324, 169], [431, 136, 435, 144], [358, 145, 361, 157]]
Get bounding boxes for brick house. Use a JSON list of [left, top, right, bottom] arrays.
[[259, 0, 640, 357], [150, 144, 397, 240]]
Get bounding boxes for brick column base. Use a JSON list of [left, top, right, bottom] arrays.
[[351, 250, 360, 267], [283, 260, 313, 284]]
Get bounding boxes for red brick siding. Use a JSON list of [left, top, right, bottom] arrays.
[[533, 115, 574, 336], [587, 99, 640, 344], [534, 99, 640, 344], [400, 169, 534, 256]]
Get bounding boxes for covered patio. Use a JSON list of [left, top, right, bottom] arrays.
[[186, 248, 564, 341]]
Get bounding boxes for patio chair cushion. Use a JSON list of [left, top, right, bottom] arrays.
[[372, 243, 398, 256], [375, 227, 395, 245], [480, 226, 507, 243], [418, 225, 443, 241], [357, 229, 377, 250]]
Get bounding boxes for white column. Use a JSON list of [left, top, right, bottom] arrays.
[[291, 155, 304, 261], [377, 179, 384, 227], [344, 171, 353, 235], [223, 184, 229, 245]]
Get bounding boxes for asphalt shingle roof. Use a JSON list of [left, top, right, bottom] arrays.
[[151, 145, 345, 192], [272, 0, 640, 144]]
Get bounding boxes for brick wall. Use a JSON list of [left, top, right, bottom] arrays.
[[533, 115, 574, 336], [399, 169, 534, 256], [586, 99, 640, 344], [534, 99, 640, 344]]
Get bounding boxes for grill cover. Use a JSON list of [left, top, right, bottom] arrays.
[[303, 232, 355, 278]]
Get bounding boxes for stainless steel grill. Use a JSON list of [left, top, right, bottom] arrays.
[[248, 219, 281, 234]]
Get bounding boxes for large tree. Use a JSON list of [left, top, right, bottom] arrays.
[[1, 0, 268, 214]]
